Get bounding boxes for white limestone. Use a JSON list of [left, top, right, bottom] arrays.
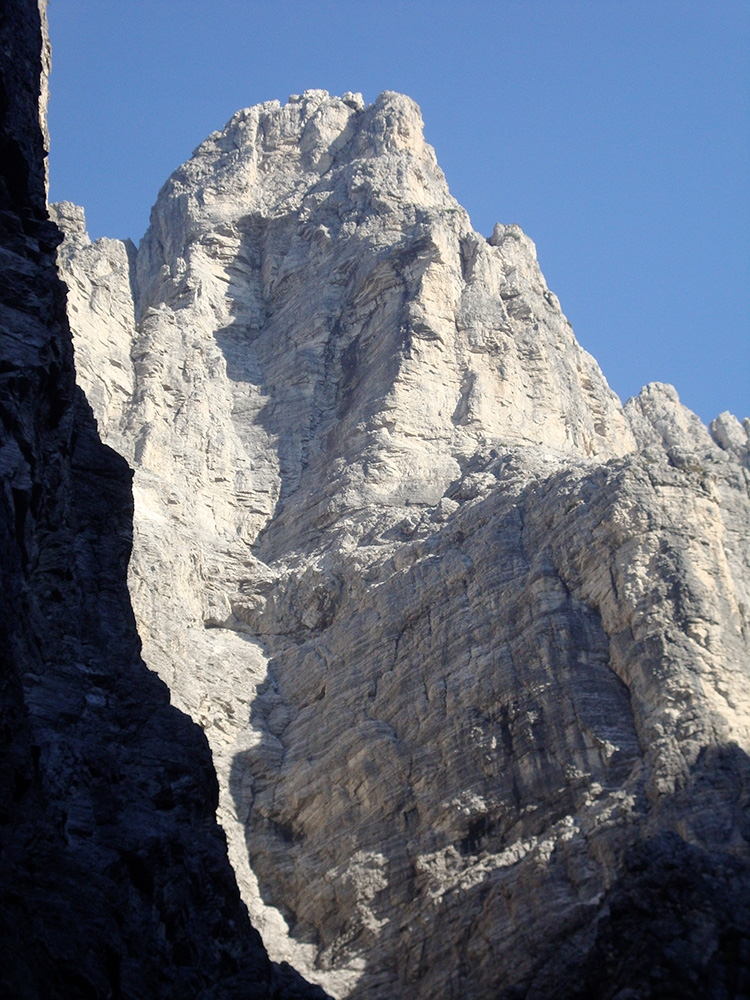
[[54, 91, 750, 1000]]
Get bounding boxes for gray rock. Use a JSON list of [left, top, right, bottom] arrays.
[[57, 88, 750, 999], [710, 409, 750, 466]]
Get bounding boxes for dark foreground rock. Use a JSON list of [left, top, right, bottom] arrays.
[[0, 3, 326, 997]]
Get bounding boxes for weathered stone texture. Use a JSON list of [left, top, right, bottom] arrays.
[[56, 88, 750, 998]]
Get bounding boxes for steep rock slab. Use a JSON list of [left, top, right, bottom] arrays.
[[57, 90, 750, 998], [0, 5, 324, 999]]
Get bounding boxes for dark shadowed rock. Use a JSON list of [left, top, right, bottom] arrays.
[[0, 3, 326, 998]]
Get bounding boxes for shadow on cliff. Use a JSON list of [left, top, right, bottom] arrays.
[[212, 212, 328, 556], [212, 210, 444, 564], [518, 741, 750, 1000], [457, 741, 750, 1000], [229, 722, 750, 999]]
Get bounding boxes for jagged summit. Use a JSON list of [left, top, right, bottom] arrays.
[[96, 92, 637, 550], [54, 89, 750, 1000], [137, 89, 456, 304]]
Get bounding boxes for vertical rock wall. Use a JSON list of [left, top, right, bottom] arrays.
[[0, 4, 324, 998]]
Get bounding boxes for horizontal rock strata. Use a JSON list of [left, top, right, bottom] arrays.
[[56, 88, 750, 998]]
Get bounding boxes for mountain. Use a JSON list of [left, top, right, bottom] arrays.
[[54, 88, 750, 998]]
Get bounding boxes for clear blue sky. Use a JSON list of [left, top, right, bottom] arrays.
[[47, 0, 749, 424]]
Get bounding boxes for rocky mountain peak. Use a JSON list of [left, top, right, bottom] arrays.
[[115, 92, 637, 562], [54, 89, 750, 1000]]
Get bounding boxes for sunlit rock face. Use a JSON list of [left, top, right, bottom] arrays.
[[56, 89, 750, 999]]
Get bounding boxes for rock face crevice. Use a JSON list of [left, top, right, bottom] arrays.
[[54, 86, 750, 998], [0, 5, 324, 998]]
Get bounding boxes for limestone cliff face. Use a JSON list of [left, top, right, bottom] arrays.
[[56, 89, 750, 999], [0, 5, 324, 998]]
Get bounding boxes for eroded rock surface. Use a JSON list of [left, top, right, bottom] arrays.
[[56, 89, 750, 998]]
